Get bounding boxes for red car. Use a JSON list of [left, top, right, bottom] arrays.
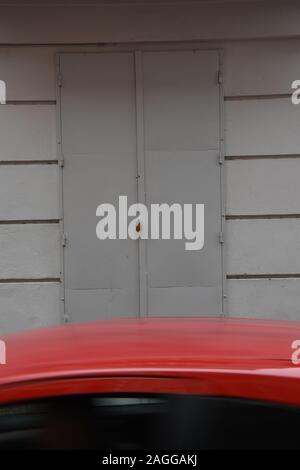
[[0, 317, 300, 449]]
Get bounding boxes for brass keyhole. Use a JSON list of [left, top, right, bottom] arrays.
[[136, 222, 141, 233]]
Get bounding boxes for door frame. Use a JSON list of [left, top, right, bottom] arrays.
[[55, 45, 226, 323]]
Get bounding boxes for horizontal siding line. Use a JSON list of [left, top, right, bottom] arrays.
[[3, 100, 56, 105], [1, 96, 294, 107], [2, 156, 298, 165], [0, 160, 58, 165], [0, 219, 60, 225], [0, 278, 61, 284], [225, 93, 291, 101], [225, 154, 300, 161], [227, 274, 300, 280], [226, 214, 300, 220], [1, 36, 300, 47]]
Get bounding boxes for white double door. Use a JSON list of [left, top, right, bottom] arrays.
[[59, 50, 223, 321]]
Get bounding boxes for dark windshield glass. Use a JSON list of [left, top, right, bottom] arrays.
[[0, 394, 299, 450]]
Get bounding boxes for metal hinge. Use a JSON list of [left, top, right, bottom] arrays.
[[219, 231, 225, 244], [61, 233, 68, 247], [218, 151, 224, 165], [57, 72, 63, 88], [63, 312, 70, 324], [218, 70, 223, 85], [59, 156, 65, 168]]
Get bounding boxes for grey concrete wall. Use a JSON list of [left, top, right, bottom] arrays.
[[0, 1, 300, 332]]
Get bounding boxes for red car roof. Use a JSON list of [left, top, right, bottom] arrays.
[[1, 317, 300, 385]]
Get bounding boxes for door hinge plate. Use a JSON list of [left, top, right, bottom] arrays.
[[218, 70, 223, 85], [63, 312, 70, 323], [61, 233, 67, 247], [219, 231, 225, 244], [57, 73, 63, 88]]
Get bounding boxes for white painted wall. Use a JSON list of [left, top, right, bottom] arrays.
[[0, 105, 56, 160], [0, 2, 299, 43], [226, 159, 300, 215], [224, 35, 300, 320], [0, 1, 300, 332], [0, 283, 60, 334], [0, 224, 60, 278]]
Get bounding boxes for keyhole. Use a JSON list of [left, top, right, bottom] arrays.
[[136, 222, 141, 233]]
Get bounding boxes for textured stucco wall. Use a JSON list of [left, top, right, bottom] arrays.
[[0, 1, 300, 332]]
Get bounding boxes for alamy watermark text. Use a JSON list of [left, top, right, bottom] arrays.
[[96, 196, 205, 251]]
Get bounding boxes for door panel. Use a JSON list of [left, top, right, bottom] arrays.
[[145, 150, 221, 287], [142, 51, 222, 315], [142, 51, 220, 151], [60, 53, 139, 320]]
